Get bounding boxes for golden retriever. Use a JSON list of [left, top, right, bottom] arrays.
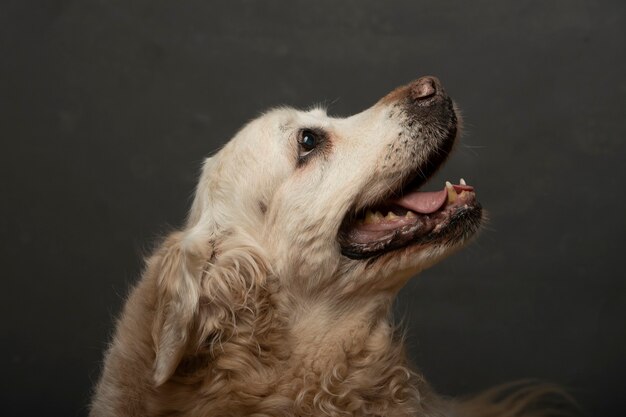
[[90, 77, 567, 416]]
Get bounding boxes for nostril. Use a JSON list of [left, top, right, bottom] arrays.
[[412, 77, 437, 100]]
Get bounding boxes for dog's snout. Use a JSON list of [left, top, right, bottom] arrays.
[[409, 76, 443, 103]]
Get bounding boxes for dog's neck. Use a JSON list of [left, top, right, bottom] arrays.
[[273, 289, 435, 414], [285, 292, 394, 361]]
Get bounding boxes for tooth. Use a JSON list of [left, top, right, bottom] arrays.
[[373, 211, 383, 222], [460, 178, 466, 185], [364, 210, 376, 224], [446, 181, 457, 203], [405, 211, 417, 219], [386, 212, 398, 220]]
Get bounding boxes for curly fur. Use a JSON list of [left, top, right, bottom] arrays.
[[90, 79, 573, 416]]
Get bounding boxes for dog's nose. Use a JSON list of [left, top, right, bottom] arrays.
[[410, 76, 440, 101]]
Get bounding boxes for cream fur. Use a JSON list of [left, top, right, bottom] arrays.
[[90, 83, 571, 416]]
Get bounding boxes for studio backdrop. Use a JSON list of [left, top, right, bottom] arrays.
[[1, 1, 625, 416]]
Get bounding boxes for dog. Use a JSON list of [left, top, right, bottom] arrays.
[[90, 76, 566, 416]]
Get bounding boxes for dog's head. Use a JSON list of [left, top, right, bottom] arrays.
[[190, 76, 480, 292], [151, 76, 482, 384]]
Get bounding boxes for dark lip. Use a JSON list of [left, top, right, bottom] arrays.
[[384, 97, 458, 202], [402, 97, 458, 190]]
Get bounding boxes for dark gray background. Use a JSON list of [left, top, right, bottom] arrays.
[[1, 1, 625, 416]]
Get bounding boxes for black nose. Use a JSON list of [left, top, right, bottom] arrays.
[[410, 76, 442, 102]]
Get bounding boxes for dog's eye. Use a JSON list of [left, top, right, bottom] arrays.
[[299, 130, 318, 153], [296, 128, 328, 164]]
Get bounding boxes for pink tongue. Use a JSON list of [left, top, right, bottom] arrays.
[[393, 189, 447, 214], [391, 184, 474, 214]]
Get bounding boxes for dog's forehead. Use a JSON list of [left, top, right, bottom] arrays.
[[266, 106, 337, 133]]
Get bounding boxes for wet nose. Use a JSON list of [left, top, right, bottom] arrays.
[[410, 76, 442, 101]]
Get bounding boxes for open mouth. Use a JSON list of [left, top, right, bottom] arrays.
[[339, 176, 482, 260], [338, 75, 482, 260]]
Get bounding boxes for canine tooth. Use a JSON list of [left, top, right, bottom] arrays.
[[405, 211, 417, 219], [373, 211, 384, 222], [386, 212, 398, 220], [446, 181, 457, 203], [364, 210, 376, 224], [460, 178, 466, 185]]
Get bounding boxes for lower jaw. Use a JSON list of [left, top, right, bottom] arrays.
[[339, 199, 482, 260]]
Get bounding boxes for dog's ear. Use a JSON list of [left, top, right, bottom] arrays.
[[151, 230, 271, 386], [151, 232, 211, 386]]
